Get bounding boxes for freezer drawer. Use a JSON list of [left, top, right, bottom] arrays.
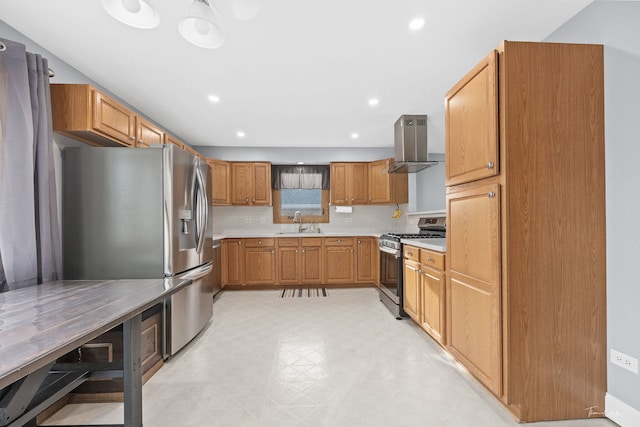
[[164, 262, 213, 357]]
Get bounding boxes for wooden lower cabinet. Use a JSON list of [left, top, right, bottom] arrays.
[[403, 258, 420, 321], [420, 263, 445, 344], [222, 236, 375, 287], [446, 183, 501, 396], [324, 238, 355, 284], [222, 239, 244, 286], [277, 238, 300, 284], [56, 304, 163, 400], [355, 237, 376, 283], [403, 245, 446, 346], [245, 239, 276, 285], [300, 238, 323, 284]]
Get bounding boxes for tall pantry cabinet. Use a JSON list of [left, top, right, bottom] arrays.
[[444, 41, 606, 422]]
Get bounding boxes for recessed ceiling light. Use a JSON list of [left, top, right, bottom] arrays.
[[368, 98, 379, 106], [237, 131, 246, 138], [208, 94, 220, 103], [409, 17, 425, 31], [351, 133, 359, 139], [297, 161, 305, 165]]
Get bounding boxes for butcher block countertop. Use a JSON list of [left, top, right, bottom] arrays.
[[0, 278, 190, 389]]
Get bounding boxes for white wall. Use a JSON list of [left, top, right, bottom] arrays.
[[545, 1, 640, 425]]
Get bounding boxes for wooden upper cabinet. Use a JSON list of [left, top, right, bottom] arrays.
[[231, 162, 272, 206], [165, 134, 186, 150], [368, 158, 408, 204], [207, 158, 231, 206], [445, 51, 499, 186], [330, 162, 368, 205], [51, 84, 136, 147], [135, 117, 164, 148]]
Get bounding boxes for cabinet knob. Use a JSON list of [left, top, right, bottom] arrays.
[[302, 249, 305, 253], [238, 241, 242, 245], [487, 191, 496, 198], [350, 249, 353, 253], [427, 256, 434, 262], [253, 198, 256, 202], [245, 198, 249, 203], [138, 140, 144, 144], [296, 250, 298, 253], [129, 136, 136, 141], [258, 240, 262, 244], [486, 161, 495, 169], [338, 239, 341, 243]]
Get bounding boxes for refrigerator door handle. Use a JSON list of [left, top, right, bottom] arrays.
[[177, 261, 213, 281], [193, 165, 208, 254]]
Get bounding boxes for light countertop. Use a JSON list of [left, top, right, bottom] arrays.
[[401, 238, 446, 252]]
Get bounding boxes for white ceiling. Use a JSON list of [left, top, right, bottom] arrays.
[[0, 0, 593, 152]]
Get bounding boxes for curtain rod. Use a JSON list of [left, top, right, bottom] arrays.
[[0, 41, 54, 77]]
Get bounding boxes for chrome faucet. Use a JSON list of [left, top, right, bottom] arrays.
[[293, 211, 304, 232]]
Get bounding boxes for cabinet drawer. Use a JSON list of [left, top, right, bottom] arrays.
[[301, 237, 322, 247], [324, 237, 355, 246], [403, 245, 420, 262], [420, 249, 445, 271], [245, 238, 275, 248], [278, 238, 299, 247]]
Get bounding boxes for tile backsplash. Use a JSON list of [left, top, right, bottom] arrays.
[[211, 204, 416, 235]]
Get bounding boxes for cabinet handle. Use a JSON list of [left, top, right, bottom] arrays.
[[302, 249, 305, 253], [427, 256, 434, 262], [486, 161, 495, 169], [129, 136, 136, 141], [350, 249, 353, 253], [138, 139, 144, 144], [296, 250, 298, 253], [238, 241, 242, 245], [258, 240, 262, 245], [253, 198, 256, 202], [488, 191, 496, 198], [338, 239, 341, 243]]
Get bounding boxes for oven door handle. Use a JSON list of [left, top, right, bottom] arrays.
[[379, 246, 401, 258]]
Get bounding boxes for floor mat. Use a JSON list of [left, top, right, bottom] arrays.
[[280, 288, 328, 298]]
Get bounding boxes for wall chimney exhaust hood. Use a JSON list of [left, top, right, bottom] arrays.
[[388, 114, 438, 173]]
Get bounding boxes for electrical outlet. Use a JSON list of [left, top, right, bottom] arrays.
[[611, 349, 639, 374]]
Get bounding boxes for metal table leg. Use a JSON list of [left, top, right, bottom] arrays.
[[123, 315, 142, 427]]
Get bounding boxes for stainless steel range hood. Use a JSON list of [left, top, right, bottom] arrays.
[[388, 114, 438, 173]]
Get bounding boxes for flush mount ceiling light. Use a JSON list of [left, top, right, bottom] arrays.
[[102, 0, 260, 49], [101, 0, 160, 29], [409, 17, 425, 31]]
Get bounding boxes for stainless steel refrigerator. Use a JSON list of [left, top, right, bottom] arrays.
[[62, 144, 212, 358]]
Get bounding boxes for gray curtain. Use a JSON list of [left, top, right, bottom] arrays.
[[272, 165, 330, 190], [0, 38, 61, 292]]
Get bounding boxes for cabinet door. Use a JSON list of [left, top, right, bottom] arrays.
[[252, 162, 272, 206], [135, 117, 164, 148], [445, 50, 499, 186], [330, 163, 349, 205], [222, 239, 244, 285], [356, 237, 376, 283], [420, 266, 445, 345], [368, 159, 391, 204], [301, 244, 323, 284], [208, 159, 231, 205], [403, 259, 420, 323], [245, 247, 277, 285], [446, 183, 501, 395], [231, 163, 252, 205], [278, 246, 300, 284], [349, 163, 369, 205], [92, 90, 135, 146], [324, 246, 354, 283]]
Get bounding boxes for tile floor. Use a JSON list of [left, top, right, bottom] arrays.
[[43, 288, 617, 427]]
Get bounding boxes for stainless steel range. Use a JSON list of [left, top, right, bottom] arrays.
[[378, 217, 446, 318]]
